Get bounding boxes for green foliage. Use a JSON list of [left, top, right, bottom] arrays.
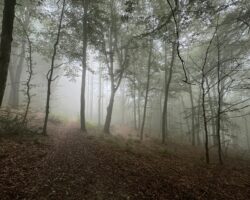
[[0, 109, 35, 135]]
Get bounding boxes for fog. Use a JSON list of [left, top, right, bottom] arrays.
[[0, 0, 250, 198]]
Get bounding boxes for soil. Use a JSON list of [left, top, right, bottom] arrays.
[[0, 123, 250, 200]]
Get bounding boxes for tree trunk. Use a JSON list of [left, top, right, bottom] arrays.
[[201, 81, 210, 164], [133, 74, 137, 130], [103, 90, 115, 134], [43, 0, 66, 135], [140, 39, 153, 141], [196, 89, 202, 145], [80, 0, 89, 132], [0, 0, 16, 107], [138, 89, 141, 130], [98, 65, 102, 126], [103, 0, 116, 134], [216, 35, 223, 164], [14, 16, 34, 123], [162, 41, 176, 144], [22, 33, 33, 123], [90, 73, 93, 120], [121, 83, 125, 124], [206, 78, 217, 146]]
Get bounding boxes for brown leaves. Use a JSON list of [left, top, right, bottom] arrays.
[[0, 124, 250, 199]]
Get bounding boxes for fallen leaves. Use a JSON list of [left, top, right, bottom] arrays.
[[0, 123, 249, 199]]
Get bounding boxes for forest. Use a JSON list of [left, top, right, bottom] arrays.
[[0, 0, 250, 199]]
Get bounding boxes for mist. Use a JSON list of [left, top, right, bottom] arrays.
[[0, 0, 250, 199]]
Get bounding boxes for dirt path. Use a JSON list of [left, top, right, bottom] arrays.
[[0, 123, 250, 200]]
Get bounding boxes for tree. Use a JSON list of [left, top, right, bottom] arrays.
[[8, 3, 32, 109], [80, 0, 89, 132], [43, 0, 66, 135], [102, 0, 131, 134], [162, 40, 176, 143], [0, 0, 17, 107], [140, 38, 153, 140], [15, 16, 34, 124], [215, 32, 223, 164], [200, 28, 217, 164]]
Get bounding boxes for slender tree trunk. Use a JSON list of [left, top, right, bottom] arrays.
[[158, 91, 163, 136], [196, 89, 202, 145], [138, 89, 141, 131], [103, 0, 120, 134], [0, 0, 16, 107], [121, 83, 125, 124], [133, 81, 137, 130], [98, 65, 102, 126], [206, 78, 217, 146], [14, 16, 33, 123], [162, 41, 176, 143], [103, 90, 115, 134], [140, 39, 153, 141], [90, 73, 93, 120], [216, 35, 223, 164], [200, 25, 217, 163], [80, 0, 89, 132], [87, 73, 90, 117], [201, 81, 210, 164], [103, 29, 115, 134], [23, 33, 33, 124], [133, 65, 137, 130], [43, 0, 66, 135]]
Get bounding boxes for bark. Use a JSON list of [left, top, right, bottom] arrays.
[[0, 0, 16, 107], [159, 91, 163, 135], [201, 80, 210, 164], [138, 89, 141, 130], [14, 16, 33, 123], [80, 0, 89, 132], [133, 80, 137, 130], [22, 29, 33, 124], [98, 66, 102, 126], [196, 89, 202, 145], [140, 39, 153, 141], [103, 30, 115, 134], [121, 83, 125, 124], [216, 35, 223, 164], [103, 0, 115, 134], [200, 24, 217, 163], [162, 41, 176, 144], [43, 0, 66, 135], [103, 91, 115, 133], [206, 78, 217, 146], [103, 0, 129, 134], [90, 73, 94, 120]]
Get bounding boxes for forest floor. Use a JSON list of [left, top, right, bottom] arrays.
[[0, 122, 250, 200]]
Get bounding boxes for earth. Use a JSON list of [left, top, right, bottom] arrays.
[[0, 123, 250, 200]]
